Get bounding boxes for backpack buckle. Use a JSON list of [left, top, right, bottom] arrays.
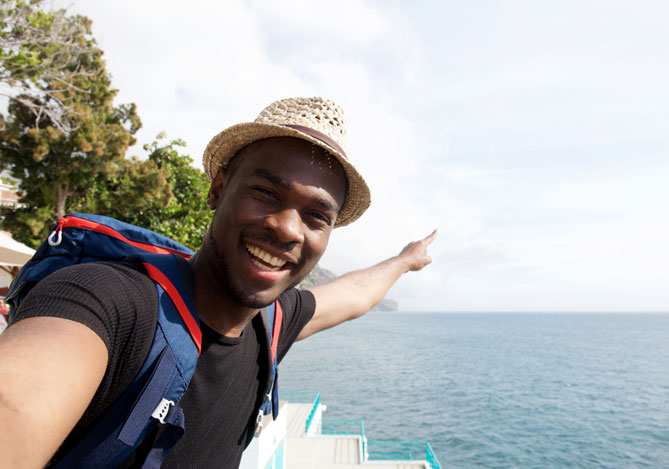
[[254, 410, 264, 437], [48, 219, 65, 246], [151, 398, 175, 424]]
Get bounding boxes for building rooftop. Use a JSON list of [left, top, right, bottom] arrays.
[[241, 391, 440, 469]]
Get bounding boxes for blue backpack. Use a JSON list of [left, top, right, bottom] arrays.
[[6, 213, 283, 468]]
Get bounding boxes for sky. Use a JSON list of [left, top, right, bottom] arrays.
[[52, 0, 668, 312]]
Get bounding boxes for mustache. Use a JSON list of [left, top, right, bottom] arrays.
[[242, 231, 299, 257]]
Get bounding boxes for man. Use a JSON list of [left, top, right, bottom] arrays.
[[0, 97, 435, 468]]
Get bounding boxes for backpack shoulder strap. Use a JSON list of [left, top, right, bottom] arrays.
[[266, 299, 284, 366], [257, 299, 283, 429], [269, 300, 283, 419], [141, 254, 202, 355]]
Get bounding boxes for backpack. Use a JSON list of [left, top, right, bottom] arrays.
[[6, 213, 283, 468]]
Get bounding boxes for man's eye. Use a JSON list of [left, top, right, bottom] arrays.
[[307, 211, 331, 225], [253, 187, 277, 198]]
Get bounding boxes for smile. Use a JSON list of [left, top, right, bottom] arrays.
[[246, 244, 288, 272]]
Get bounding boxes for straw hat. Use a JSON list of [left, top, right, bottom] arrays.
[[202, 97, 370, 227]]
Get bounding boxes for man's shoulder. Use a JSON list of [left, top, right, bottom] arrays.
[[42, 258, 150, 289], [277, 288, 315, 315], [13, 258, 156, 337], [275, 288, 316, 360]]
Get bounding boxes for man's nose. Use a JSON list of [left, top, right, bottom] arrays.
[[263, 208, 304, 245]]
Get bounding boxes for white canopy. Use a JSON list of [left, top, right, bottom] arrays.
[[0, 231, 35, 267]]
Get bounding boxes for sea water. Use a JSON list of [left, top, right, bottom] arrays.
[[280, 313, 669, 468]]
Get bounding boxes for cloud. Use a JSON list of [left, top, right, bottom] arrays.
[[51, 0, 669, 311], [251, 0, 388, 44]]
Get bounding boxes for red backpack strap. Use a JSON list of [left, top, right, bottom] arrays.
[[142, 262, 202, 355], [270, 300, 283, 363]]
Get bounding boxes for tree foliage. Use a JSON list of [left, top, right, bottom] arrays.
[[0, 0, 144, 248], [0, 72, 143, 247], [0, 94, 142, 246], [136, 136, 211, 250], [0, 0, 100, 133], [0, 1, 211, 251], [74, 135, 211, 251]]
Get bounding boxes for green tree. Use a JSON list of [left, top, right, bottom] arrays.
[[0, 2, 211, 251], [138, 136, 210, 250], [0, 1, 144, 247], [1, 0, 99, 133], [74, 135, 211, 251]]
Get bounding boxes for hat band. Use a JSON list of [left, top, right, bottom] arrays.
[[282, 124, 348, 159]]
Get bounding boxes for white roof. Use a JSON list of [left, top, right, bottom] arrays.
[[0, 231, 35, 267]]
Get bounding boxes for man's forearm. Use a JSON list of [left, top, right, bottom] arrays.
[[327, 255, 412, 314], [0, 317, 108, 468], [299, 230, 436, 339]]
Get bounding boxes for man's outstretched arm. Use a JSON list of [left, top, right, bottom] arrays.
[[298, 230, 437, 340], [0, 316, 108, 468]]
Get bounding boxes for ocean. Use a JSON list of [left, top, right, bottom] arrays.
[[279, 312, 669, 468]]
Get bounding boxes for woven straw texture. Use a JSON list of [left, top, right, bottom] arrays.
[[202, 97, 370, 227]]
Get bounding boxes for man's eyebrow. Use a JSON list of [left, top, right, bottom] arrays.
[[252, 169, 291, 190], [314, 197, 339, 213], [251, 168, 340, 213]]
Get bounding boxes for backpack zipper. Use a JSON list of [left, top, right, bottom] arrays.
[[48, 215, 191, 258]]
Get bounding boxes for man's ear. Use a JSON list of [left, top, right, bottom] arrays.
[[206, 169, 226, 210]]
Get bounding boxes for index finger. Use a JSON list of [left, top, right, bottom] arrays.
[[422, 229, 438, 245]]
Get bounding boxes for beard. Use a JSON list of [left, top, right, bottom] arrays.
[[207, 230, 305, 309]]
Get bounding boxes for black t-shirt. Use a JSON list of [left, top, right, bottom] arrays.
[[11, 259, 316, 468]]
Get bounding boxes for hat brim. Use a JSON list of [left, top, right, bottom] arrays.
[[203, 122, 371, 227]]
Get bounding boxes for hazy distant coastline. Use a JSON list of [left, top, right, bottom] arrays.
[[298, 265, 398, 312]]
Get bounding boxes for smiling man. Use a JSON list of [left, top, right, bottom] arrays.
[[195, 138, 348, 325], [0, 97, 435, 468]]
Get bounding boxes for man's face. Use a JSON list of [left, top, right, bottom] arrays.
[[203, 137, 347, 308]]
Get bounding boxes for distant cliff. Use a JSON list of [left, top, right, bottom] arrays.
[[297, 265, 398, 312]]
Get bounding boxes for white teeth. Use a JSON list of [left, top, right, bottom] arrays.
[[246, 244, 287, 270], [251, 258, 274, 272]]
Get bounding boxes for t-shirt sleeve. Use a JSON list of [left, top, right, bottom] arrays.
[[276, 288, 315, 362], [9, 261, 158, 438]]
